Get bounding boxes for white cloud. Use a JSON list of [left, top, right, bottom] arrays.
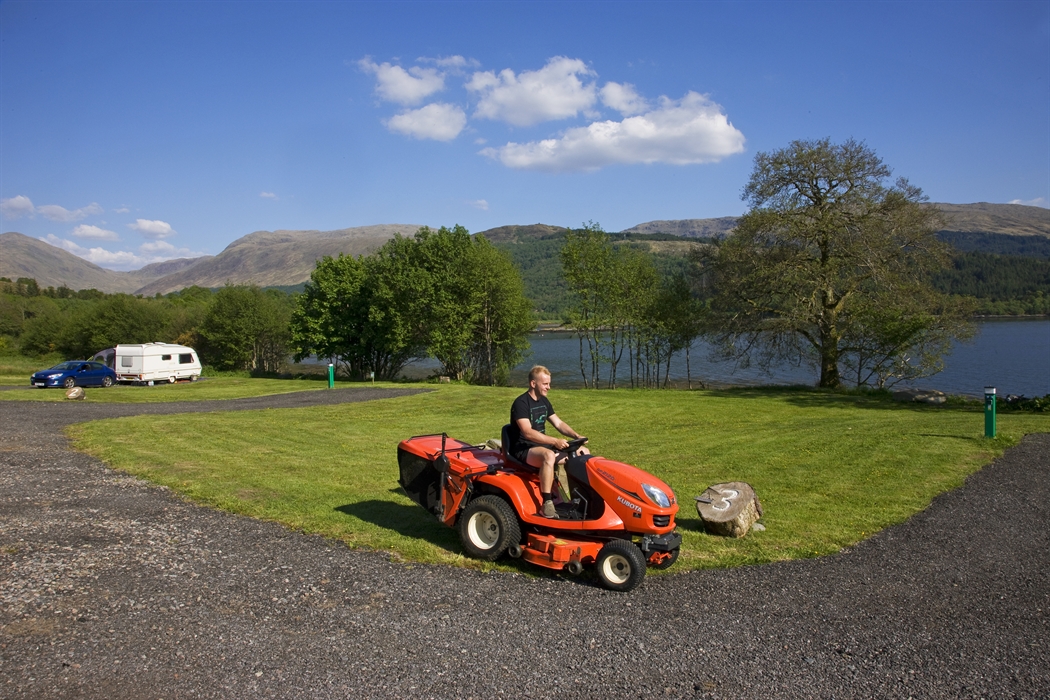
[[386, 103, 467, 141], [480, 91, 746, 172], [114, 206, 130, 214], [470, 199, 489, 211], [1009, 197, 1048, 208], [260, 191, 277, 199], [71, 224, 119, 241], [1, 195, 35, 219], [600, 82, 648, 116], [128, 218, 176, 239], [44, 234, 149, 268], [37, 202, 103, 222], [419, 55, 478, 71], [44, 234, 205, 270], [467, 57, 598, 127], [359, 58, 445, 105]]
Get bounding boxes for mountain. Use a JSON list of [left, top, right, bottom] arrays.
[[619, 203, 1049, 241], [134, 224, 426, 295], [475, 224, 568, 243], [620, 217, 739, 238], [0, 232, 156, 293]]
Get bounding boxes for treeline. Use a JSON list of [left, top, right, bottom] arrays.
[[0, 278, 294, 372], [930, 251, 1050, 315]]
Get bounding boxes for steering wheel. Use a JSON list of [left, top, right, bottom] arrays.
[[561, 437, 588, 456]]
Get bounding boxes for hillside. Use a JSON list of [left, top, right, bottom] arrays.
[[0, 232, 164, 293], [620, 217, 739, 238]]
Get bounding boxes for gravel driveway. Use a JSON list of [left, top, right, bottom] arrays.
[[1, 390, 1047, 699]]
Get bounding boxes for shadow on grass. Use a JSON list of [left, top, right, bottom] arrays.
[[335, 499, 460, 551], [710, 385, 984, 413]]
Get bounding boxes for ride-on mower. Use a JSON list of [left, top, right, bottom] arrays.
[[397, 427, 681, 592]]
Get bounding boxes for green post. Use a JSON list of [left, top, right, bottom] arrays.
[[984, 386, 996, 438], [327, 363, 334, 389]]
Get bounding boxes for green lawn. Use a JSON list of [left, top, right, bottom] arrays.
[[0, 374, 334, 402], [64, 383, 1050, 574]]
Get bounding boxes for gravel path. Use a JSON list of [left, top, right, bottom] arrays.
[[1, 391, 1047, 699]]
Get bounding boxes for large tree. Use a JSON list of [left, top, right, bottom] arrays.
[[704, 138, 972, 388]]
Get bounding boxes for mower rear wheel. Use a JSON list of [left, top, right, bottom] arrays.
[[459, 495, 520, 561], [596, 540, 646, 592]]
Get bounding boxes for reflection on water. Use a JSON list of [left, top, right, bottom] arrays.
[[402, 318, 1050, 397]]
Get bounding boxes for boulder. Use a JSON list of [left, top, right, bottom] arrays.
[[64, 387, 85, 400], [892, 388, 947, 404], [695, 482, 762, 537]]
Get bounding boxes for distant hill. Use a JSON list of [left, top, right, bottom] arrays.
[[475, 224, 568, 243], [933, 202, 1049, 237], [620, 217, 739, 238], [0, 232, 158, 293], [134, 224, 426, 295]]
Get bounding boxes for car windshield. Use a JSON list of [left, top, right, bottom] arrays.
[[50, 362, 81, 370]]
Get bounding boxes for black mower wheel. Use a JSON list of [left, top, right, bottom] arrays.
[[595, 540, 646, 592], [650, 546, 680, 570], [458, 495, 521, 561]]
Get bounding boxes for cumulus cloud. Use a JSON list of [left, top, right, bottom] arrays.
[[359, 58, 445, 105], [470, 199, 489, 211], [419, 55, 478, 71], [260, 191, 277, 199], [1009, 197, 1048, 208], [600, 82, 648, 116], [467, 57, 598, 127], [71, 224, 119, 241], [1, 195, 36, 219], [37, 202, 103, 222], [386, 103, 467, 141], [128, 218, 176, 239], [480, 91, 746, 172], [44, 235, 205, 270], [114, 206, 130, 214]]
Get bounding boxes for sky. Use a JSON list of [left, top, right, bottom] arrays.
[[1, 1, 1048, 271]]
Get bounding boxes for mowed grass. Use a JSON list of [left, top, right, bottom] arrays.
[[67, 384, 1050, 573], [0, 374, 331, 402]]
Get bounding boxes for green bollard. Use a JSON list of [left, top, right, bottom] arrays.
[[984, 386, 996, 438], [328, 363, 334, 389]]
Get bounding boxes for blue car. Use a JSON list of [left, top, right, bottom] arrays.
[[31, 361, 117, 389]]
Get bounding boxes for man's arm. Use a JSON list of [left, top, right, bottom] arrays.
[[516, 417, 569, 450], [548, 414, 583, 441]]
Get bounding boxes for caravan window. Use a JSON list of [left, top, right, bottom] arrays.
[[179, 354, 194, 364], [161, 354, 172, 361], [121, 356, 133, 367]]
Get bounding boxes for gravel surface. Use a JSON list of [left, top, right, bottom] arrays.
[[1, 390, 1047, 699]]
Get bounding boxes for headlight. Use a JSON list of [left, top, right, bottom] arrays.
[[47, 373, 63, 379], [642, 483, 671, 508]]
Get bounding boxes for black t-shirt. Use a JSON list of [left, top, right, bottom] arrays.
[[509, 391, 554, 457]]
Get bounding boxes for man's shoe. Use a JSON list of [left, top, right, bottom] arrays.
[[542, 500, 559, 519]]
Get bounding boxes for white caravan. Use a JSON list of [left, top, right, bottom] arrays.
[[93, 343, 202, 384]]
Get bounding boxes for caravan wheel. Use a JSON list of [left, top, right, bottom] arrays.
[[168, 376, 176, 384]]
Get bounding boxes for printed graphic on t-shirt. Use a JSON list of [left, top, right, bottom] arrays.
[[530, 404, 548, 433]]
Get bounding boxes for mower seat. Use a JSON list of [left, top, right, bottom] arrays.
[[501, 423, 538, 471]]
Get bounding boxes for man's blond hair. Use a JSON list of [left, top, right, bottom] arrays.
[[528, 365, 551, 383]]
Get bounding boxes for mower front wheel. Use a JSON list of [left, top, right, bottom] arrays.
[[596, 540, 647, 592], [458, 495, 521, 561]]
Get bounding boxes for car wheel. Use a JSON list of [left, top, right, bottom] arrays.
[[596, 540, 647, 592], [458, 495, 521, 561], [102, 376, 114, 388], [63, 377, 76, 389]]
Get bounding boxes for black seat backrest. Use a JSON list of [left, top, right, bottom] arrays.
[[501, 423, 534, 469]]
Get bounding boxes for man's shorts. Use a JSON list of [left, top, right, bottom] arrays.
[[512, 447, 532, 465]]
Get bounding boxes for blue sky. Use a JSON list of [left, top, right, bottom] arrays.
[[1, 1, 1047, 271]]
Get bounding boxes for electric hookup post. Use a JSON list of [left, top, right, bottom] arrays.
[[984, 386, 997, 438], [327, 363, 334, 389]]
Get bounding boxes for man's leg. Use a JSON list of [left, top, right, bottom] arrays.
[[526, 447, 559, 518]]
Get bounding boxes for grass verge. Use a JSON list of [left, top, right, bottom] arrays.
[[0, 375, 338, 402], [67, 384, 1050, 572]]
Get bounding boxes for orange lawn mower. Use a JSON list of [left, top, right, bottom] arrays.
[[397, 427, 681, 592]]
